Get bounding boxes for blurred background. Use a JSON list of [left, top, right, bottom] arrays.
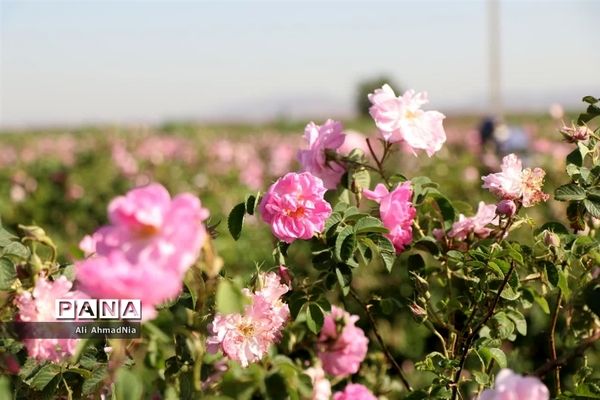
[[0, 0, 599, 267]]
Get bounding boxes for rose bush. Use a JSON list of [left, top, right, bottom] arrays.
[[0, 92, 598, 399]]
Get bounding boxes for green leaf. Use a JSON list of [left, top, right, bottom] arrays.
[[82, 365, 108, 395], [0, 257, 16, 290], [115, 368, 143, 400], [555, 184, 586, 201], [335, 264, 352, 296], [305, 303, 324, 334], [582, 95, 599, 104], [491, 312, 515, 339], [245, 194, 258, 216], [534, 295, 550, 314], [227, 202, 246, 240], [584, 198, 600, 219], [433, 195, 455, 224], [1, 241, 30, 260], [506, 310, 527, 336], [566, 148, 583, 167], [545, 262, 559, 287], [353, 216, 387, 234], [215, 279, 245, 314], [535, 222, 569, 235], [0, 226, 17, 247], [377, 236, 396, 272], [473, 371, 489, 385], [335, 226, 356, 262], [480, 347, 507, 369], [25, 363, 61, 391], [351, 169, 371, 192]]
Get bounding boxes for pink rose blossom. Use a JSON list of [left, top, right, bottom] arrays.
[[207, 272, 290, 367], [298, 120, 346, 189], [363, 182, 416, 252], [76, 252, 183, 321], [318, 306, 369, 376], [368, 84, 446, 156], [479, 369, 549, 400], [448, 202, 498, 240], [259, 172, 332, 243], [496, 199, 517, 217], [305, 365, 332, 400], [482, 154, 549, 208], [333, 383, 377, 400], [15, 275, 87, 362], [85, 183, 209, 274]]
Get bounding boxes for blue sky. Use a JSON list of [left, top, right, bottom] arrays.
[[1, 0, 599, 127]]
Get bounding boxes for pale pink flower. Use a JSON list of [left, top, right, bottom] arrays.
[[482, 154, 549, 208], [259, 172, 332, 243], [338, 130, 370, 155], [482, 154, 523, 200], [368, 85, 446, 156], [318, 306, 369, 376], [207, 273, 290, 367], [496, 199, 517, 217], [15, 275, 87, 362], [363, 182, 416, 252], [521, 168, 550, 207], [305, 365, 332, 400], [298, 119, 346, 189], [86, 183, 209, 275], [333, 383, 377, 400], [76, 251, 183, 321], [479, 369, 549, 400], [448, 202, 498, 240]]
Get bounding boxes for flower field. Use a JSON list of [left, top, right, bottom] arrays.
[[0, 90, 598, 400]]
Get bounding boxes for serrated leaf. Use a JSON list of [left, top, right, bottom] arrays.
[[582, 95, 599, 104], [244, 194, 257, 216], [227, 202, 246, 240], [335, 265, 352, 296], [305, 303, 324, 334], [584, 198, 600, 218], [480, 347, 507, 369], [555, 183, 587, 201], [25, 363, 61, 391], [0, 257, 16, 290], [335, 226, 355, 262], [506, 310, 527, 336], [1, 242, 30, 260], [353, 216, 387, 234], [82, 365, 108, 395]]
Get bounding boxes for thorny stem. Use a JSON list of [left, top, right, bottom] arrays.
[[450, 262, 516, 400], [549, 290, 563, 394], [366, 139, 393, 187], [350, 289, 413, 392], [534, 329, 600, 377]]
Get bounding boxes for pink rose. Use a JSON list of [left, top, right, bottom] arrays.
[[259, 172, 332, 243], [363, 182, 416, 252], [298, 120, 346, 189], [482, 154, 549, 208], [305, 365, 332, 400], [75, 252, 183, 321], [318, 306, 369, 376], [333, 383, 377, 400], [368, 84, 446, 156], [85, 183, 209, 275], [207, 272, 290, 367], [15, 275, 87, 362], [479, 369, 549, 400], [448, 202, 498, 240]]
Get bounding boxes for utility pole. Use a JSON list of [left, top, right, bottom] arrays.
[[489, 0, 502, 119]]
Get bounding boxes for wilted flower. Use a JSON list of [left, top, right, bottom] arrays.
[[368, 84, 446, 156], [560, 124, 591, 142], [479, 369, 549, 400], [482, 154, 549, 207], [363, 182, 416, 252], [318, 306, 369, 376], [207, 272, 290, 367], [333, 383, 377, 400], [448, 202, 498, 240], [259, 172, 332, 243], [305, 365, 332, 400], [298, 119, 346, 189], [15, 275, 87, 362]]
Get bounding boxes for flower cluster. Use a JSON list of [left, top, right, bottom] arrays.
[[479, 369, 549, 400], [259, 172, 332, 243], [15, 276, 87, 362], [363, 182, 416, 252], [298, 119, 347, 189], [333, 383, 377, 400], [482, 153, 549, 208], [76, 183, 209, 320], [206, 272, 290, 367], [317, 306, 369, 376], [368, 84, 446, 156]]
